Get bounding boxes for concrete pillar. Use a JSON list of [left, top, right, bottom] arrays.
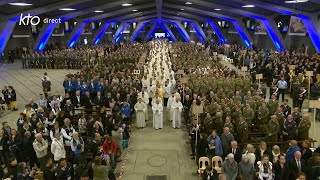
[[68, 21, 87, 48], [161, 22, 176, 42], [146, 22, 158, 41], [190, 21, 206, 42], [207, 20, 225, 44], [131, 21, 147, 42], [263, 18, 285, 51], [0, 20, 17, 52], [33, 23, 57, 51], [301, 15, 320, 53], [173, 21, 190, 42], [232, 19, 252, 47], [113, 22, 130, 43], [94, 21, 114, 45]]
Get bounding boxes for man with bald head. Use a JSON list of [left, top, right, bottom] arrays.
[[288, 151, 306, 179], [33, 133, 48, 170]]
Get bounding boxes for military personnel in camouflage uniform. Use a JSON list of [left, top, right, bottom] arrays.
[[224, 116, 234, 133], [202, 113, 214, 135], [292, 107, 302, 125], [258, 102, 269, 131], [242, 103, 254, 127], [266, 115, 280, 142], [268, 94, 279, 115], [214, 112, 224, 135], [296, 114, 311, 140], [274, 107, 286, 130], [237, 116, 248, 143]]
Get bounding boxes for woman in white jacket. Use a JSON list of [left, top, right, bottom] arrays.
[[51, 133, 66, 162]]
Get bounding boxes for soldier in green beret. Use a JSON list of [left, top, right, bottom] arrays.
[[224, 116, 234, 133], [202, 113, 214, 135], [214, 112, 224, 135]]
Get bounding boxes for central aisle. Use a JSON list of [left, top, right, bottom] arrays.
[[117, 40, 198, 180], [118, 111, 198, 180]]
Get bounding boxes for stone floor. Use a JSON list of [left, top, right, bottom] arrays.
[[0, 60, 319, 180]]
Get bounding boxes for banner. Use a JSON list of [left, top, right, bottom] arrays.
[[254, 20, 267, 35], [288, 16, 306, 36]]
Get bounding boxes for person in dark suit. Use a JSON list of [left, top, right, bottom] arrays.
[[287, 151, 306, 180], [273, 154, 288, 180], [202, 166, 219, 180], [255, 141, 271, 162], [229, 140, 242, 163], [83, 91, 93, 110], [72, 90, 84, 108], [93, 91, 104, 108]]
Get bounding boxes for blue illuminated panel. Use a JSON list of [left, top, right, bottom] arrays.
[[94, 21, 115, 45], [114, 22, 130, 43], [172, 21, 190, 42], [232, 21, 251, 48], [68, 22, 86, 48], [0, 20, 17, 53], [207, 20, 225, 44], [189, 22, 205, 42], [131, 21, 151, 42], [147, 23, 158, 40], [160, 23, 175, 41], [37, 23, 56, 51], [262, 20, 284, 51]]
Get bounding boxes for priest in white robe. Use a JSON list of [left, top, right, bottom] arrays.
[[152, 99, 163, 130], [171, 97, 183, 129], [134, 98, 146, 128], [167, 92, 176, 122]]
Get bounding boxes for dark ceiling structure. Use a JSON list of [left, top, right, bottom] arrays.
[[0, 0, 320, 52]]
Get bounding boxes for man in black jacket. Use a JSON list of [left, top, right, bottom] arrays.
[[255, 141, 271, 162], [229, 140, 242, 163], [0, 130, 9, 166], [56, 158, 73, 180], [287, 151, 306, 180], [89, 133, 102, 157], [72, 90, 84, 108]]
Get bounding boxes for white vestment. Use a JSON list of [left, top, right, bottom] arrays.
[[134, 102, 146, 128], [152, 103, 163, 129], [171, 101, 183, 128], [167, 95, 176, 121]]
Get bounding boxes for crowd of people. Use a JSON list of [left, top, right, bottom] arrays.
[[0, 40, 319, 180]]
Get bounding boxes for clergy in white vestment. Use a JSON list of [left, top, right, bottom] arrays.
[[152, 99, 163, 130], [134, 98, 146, 128], [139, 89, 149, 121], [171, 97, 183, 129], [167, 92, 176, 122]]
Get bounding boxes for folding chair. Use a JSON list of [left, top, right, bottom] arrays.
[[198, 156, 210, 176], [212, 156, 223, 173]]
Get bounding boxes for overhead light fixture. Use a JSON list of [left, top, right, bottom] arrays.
[[59, 8, 76, 11], [214, 8, 221, 10], [94, 10, 104, 13], [132, 9, 138, 12], [181, 8, 184, 10], [185, 2, 192, 5], [9, 2, 33, 6], [122, 3, 132, 6], [285, 0, 308, 3], [241, 5, 255, 7]]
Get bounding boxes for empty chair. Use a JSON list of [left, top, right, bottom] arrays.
[[212, 156, 223, 173]]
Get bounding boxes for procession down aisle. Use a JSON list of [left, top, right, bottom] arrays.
[[117, 112, 198, 180]]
